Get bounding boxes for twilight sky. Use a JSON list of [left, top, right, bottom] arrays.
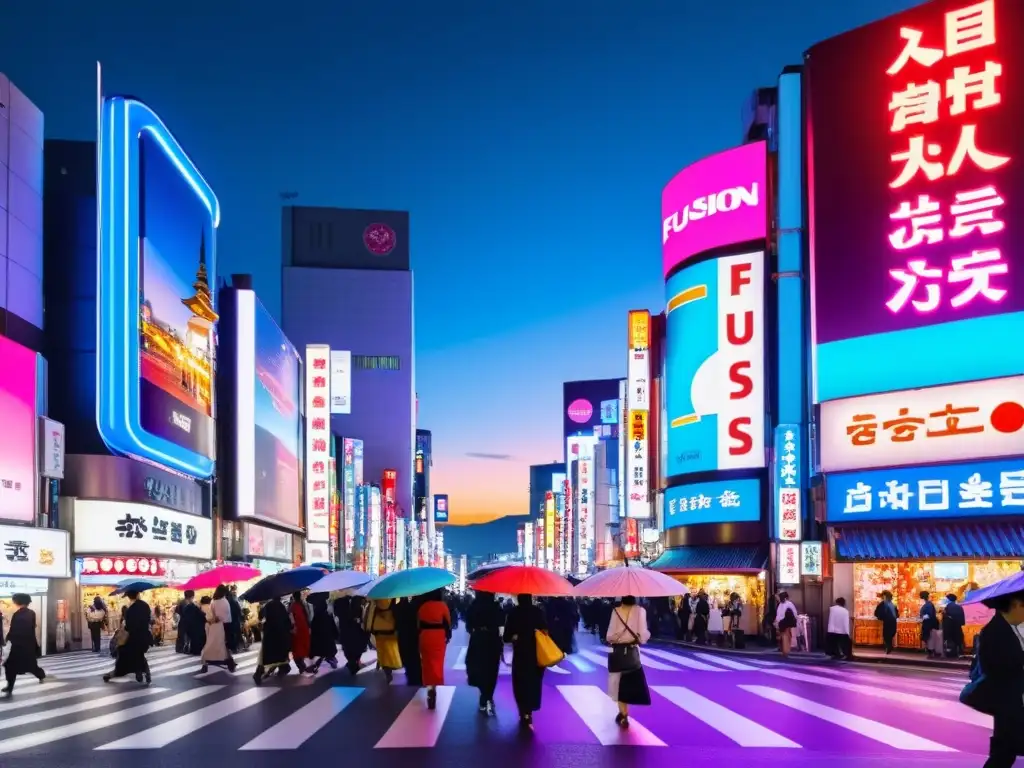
[[3, 0, 918, 524]]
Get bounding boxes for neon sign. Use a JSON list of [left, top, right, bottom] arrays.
[[884, 0, 1011, 315]]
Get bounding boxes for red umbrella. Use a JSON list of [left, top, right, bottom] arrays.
[[178, 564, 262, 592], [470, 565, 574, 597]]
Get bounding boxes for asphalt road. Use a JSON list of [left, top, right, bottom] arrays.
[[0, 626, 988, 768]]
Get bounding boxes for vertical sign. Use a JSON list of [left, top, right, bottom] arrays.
[[329, 453, 339, 556], [369, 486, 382, 575], [544, 491, 556, 568], [562, 475, 574, 573], [524, 521, 535, 566], [329, 350, 351, 414], [304, 345, 331, 543], [342, 439, 356, 558], [628, 410, 650, 520], [577, 457, 593, 576], [774, 424, 802, 541], [355, 485, 368, 571], [617, 379, 626, 518], [517, 527, 525, 559], [801, 541, 823, 577], [382, 469, 398, 573], [778, 541, 800, 585], [627, 311, 652, 519]]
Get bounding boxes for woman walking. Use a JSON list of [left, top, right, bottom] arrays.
[[334, 595, 366, 675], [200, 585, 236, 673], [606, 595, 651, 727], [308, 593, 339, 672], [366, 598, 403, 683], [417, 590, 452, 709], [2, 594, 46, 696], [253, 597, 292, 684], [503, 593, 546, 726], [395, 597, 423, 686], [103, 590, 151, 685], [86, 596, 107, 653], [290, 591, 312, 673], [466, 590, 503, 715], [973, 587, 1024, 766]]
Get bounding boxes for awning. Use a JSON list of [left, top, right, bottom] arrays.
[[648, 545, 768, 574], [833, 521, 1024, 561]]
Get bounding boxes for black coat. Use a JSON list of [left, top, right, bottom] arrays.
[[466, 597, 504, 695], [2, 607, 40, 675], [112, 599, 151, 676], [309, 599, 338, 658], [259, 599, 292, 667], [979, 612, 1024, 716], [503, 603, 546, 714]]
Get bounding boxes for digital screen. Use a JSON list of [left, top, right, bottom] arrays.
[[434, 494, 449, 524], [563, 379, 621, 439], [139, 130, 216, 459], [253, 302, 301, 527], [664, 478, 762, 528], [0, 335, 36, 523]]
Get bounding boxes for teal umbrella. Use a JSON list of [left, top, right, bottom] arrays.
[[365, 567, 455, 600]]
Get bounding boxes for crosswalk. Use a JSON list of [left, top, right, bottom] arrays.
[[3, 647, 985, 756]]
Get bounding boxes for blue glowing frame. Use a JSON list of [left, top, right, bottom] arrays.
[[97, 97, 220, 478]]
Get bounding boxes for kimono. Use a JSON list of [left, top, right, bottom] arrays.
[[201, 598, 233, 667], [367, 599, 403, 671], [309, 594, 339, 664], [255, 599, 292, 680], [334, 597, 366, 674], [466, 596, 504, 703], [503, 602, 546, 716], [109, 599, 151, 680], [395, 597, 422, 686], [290, 598, 311, 666], [417, 599, 451, 687]]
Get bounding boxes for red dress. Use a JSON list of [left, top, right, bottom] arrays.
[[417, 600, 451, 686], [290, 601, 311, 660]]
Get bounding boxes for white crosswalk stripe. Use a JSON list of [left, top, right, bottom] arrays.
[[558, 685, 666, 746], [652, 686, 799, 747]]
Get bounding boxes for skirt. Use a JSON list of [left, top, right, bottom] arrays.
[[607, 666, 651, 705]]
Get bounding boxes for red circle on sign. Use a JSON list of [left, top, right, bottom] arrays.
[[990, 401, 1024, 434]]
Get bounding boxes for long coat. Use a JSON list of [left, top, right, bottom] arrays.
[[259, 599, 292, 668], [113, 599, 151, 676], [503, 603, 546, 714], [3, 607, 40, 675], [466, 597, 504, 697]]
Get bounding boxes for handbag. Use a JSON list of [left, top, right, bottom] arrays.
[[608, 609, 642, 674], [535, 630, 565, 668], [114, 627, 129, 647]]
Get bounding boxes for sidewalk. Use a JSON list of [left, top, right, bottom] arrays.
[[655, 636, 971, 670]]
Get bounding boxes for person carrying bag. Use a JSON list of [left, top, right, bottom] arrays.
[[606, 597, 651, 727]]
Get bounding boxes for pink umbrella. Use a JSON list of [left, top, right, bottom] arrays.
[[178, 564, 262, 592], [573, 566, 685, 598]]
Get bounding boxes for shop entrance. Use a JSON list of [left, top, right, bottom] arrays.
[[667, 573, 766, 635]]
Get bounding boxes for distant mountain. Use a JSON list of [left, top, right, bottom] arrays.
[[442, 515, 525, 557]]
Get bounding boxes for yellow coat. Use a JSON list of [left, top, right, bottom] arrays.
[[367, 599, 402, 670]]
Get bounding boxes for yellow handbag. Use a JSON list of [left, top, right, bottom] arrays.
[[535, 630, 565, 668]]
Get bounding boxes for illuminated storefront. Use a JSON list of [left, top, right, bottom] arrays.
[[0, 526, 71, 654]]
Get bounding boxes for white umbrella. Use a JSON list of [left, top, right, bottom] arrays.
[[573, 566, 685, 598], [306, 570, 373, 594]]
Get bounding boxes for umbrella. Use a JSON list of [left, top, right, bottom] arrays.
[[573, 565, 684, 598], [177, 564, 262, 592], [307, 570, 373, 594], [466, 561, 519, 582], [964, 570, 1024, 605], [470, 565, 574, 597], [240, 566, 325, 603], [366, 567, 455, 600], [308, 561, 340, 571], [109, 578, 166, 596]]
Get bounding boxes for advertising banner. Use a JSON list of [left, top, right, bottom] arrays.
[[665, 251, 766, 476], [330, 350, 352, 414], [434, 494, 449, 524], [73, 500, 213, 560], [774, 424, 802, 541], [524, 521, 535, 566], [662, 141, 767, 277], [664, 478, 761, 528], [561, 479, 573, 573], [778, 542, 800, 585], [304, 345, 331, 542], [563, 380, 621, 440], [382, 470, 397, 572], [369, 486, 382, 575], [806, 0, 1024, 400], [544, 491, 556, 567], [0, 525, 70, 579], [0, 335, 36, 523], [39, 418, 65, 480], [342, 439, 357, 556], [627, 410, 650, 518], [355, 485, 368, 557], [801, 542, 823, 577], [576, 458, 594, 576], [826, 457, 1024, 523], [819, 375, 1024, 472], [628, 310, 651, 410]]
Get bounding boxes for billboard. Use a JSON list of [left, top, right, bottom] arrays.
[[774, 424, 802, 542], [231, 290, 302, 530], [661, 141, 767, 277], [342, 438, 358, 556], [806, 0, 1024, 401], [330, 350, 351, 414], [433, 494, 449, 524], [664, 478, 762, 528], [665, 251, 765, 476], [304, 345, 331, 543], [98, 98, 220, 478], [0, 335, 36, 523], [819, 375, 1024, 472], [827, 457, 1024, 523], [544, 491, 556, 567], [563, 379, 621, 439]]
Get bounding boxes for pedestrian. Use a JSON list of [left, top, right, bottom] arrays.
[[366, 598, 402, 683], [943, 593, 966, 658], [253, 597, 292, 685], [86, 596, 107, 653], [308, 593, 339, 672], [175, 590, 205, 655], [706, 591, 724, 646], [606, 595, 651, 728], [971, 587, 1024, 766], [395, 597, 423, 686], [417, 589, 452, 709], [693, 591, 710, 645], [775, 591, 799, 657], [200, 585, 236, 673], [289, 591, 312, 673], [827, 597, 852, 660], [226, 585, 244, 653], [919, 591, 941, 658], [2, 594, 46, 696], [334, 595, 366, 675], [874, 591, 898, 654], [103, 590, 151, 685], [466, 590, 503, 715], [503, 593, 546, 727]]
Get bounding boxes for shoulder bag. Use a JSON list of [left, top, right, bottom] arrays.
[[607, 609, 642, 674]]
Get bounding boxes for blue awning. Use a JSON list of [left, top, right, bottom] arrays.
[[834, 522, 1024, 561], [648, 545, 768, 574]]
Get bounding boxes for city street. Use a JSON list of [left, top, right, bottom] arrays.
[[2, 628, 987, 767]]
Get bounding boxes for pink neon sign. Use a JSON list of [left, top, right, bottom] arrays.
[[884, 0, 1012, 315]]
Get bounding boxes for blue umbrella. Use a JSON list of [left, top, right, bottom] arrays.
[[308, 561, 340, 572], [366, 567, 455, 600], [240, 566, 325, 603], [109, 578, 166, 596]]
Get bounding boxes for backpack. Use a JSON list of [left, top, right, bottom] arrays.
[[779, 606, 797, 630]]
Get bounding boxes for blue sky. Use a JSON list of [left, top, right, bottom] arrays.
[[2, 0, 920, 522]]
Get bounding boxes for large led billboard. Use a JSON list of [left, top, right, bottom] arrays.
[[97, 98, 219, 478], [665, 252, 766, 476], [806, 0, 1024, 401], [0, 335, 37, 523], [563, 379, 621, 440]]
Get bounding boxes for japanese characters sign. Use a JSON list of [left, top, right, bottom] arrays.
[[778, 542, 800, 585], [665, 252, 765, 475], [39, 418, 65, 480], [825, 457, 1024, 522], [774, 424, 803, 541], [304, 344, 331, 543], [664, 478, 761, 529], [0, 524, 70, 579], [800, 542, 823, 578], [523, 521, 535, 566], [575, 455, 595, 576], [72, 500, 213, 560], [627, 310, 651, 411], [627, 410, 651, 520], [807, 0, 1024, 399], [820, 375, 1024, 471], [80, 556, 167, 579], [544, 491, 556, 568]]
